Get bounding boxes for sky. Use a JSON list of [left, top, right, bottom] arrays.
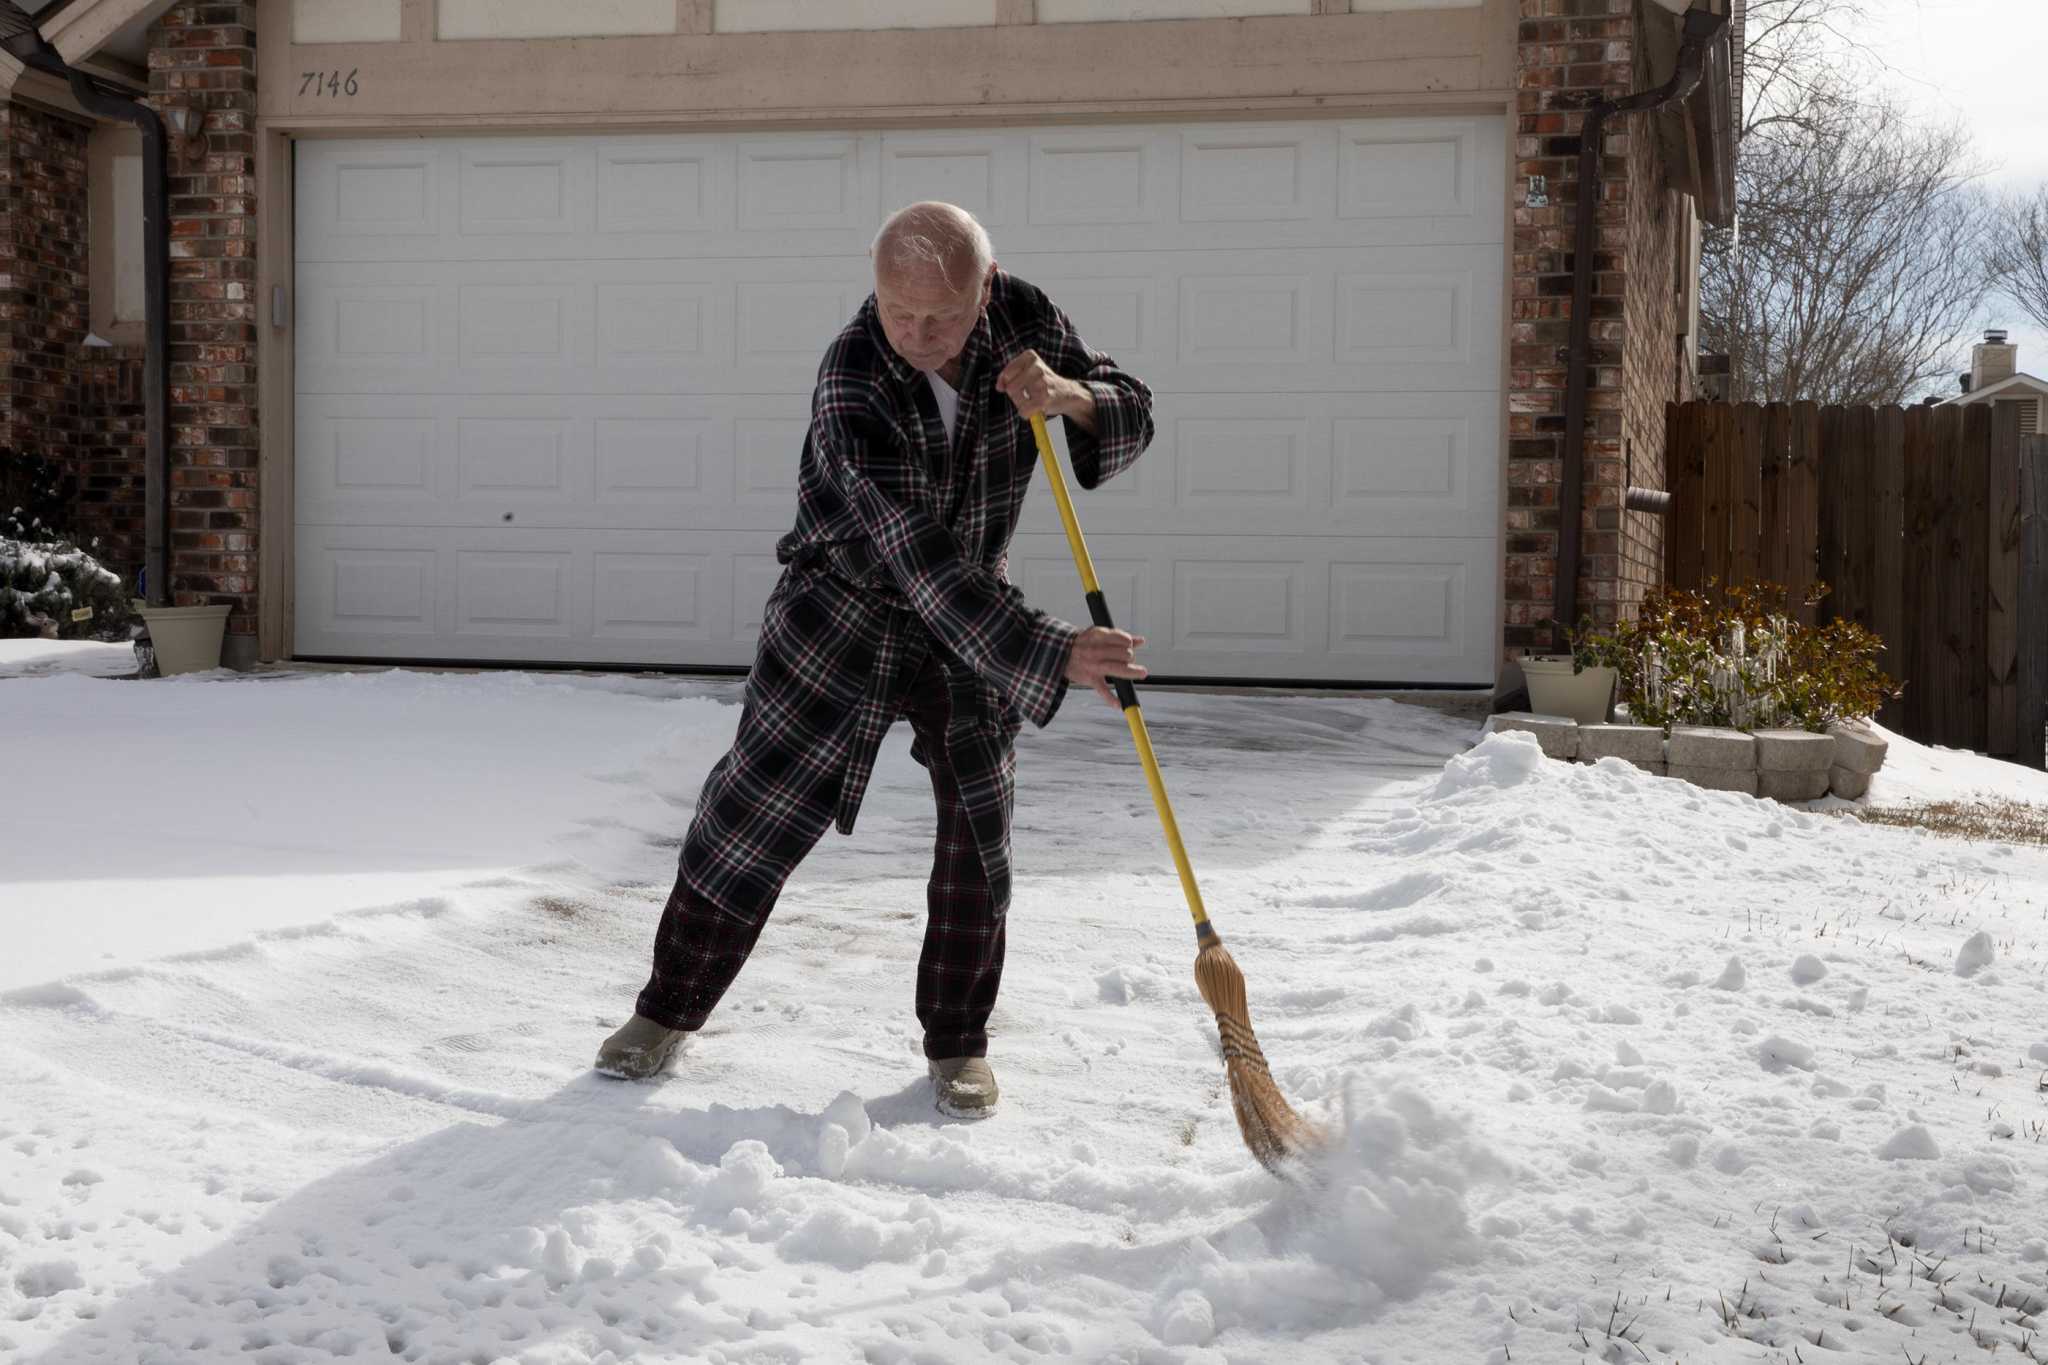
[[1864, 0, 2048, 381]]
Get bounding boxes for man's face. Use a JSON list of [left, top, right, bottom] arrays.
[[874, 262, 993, 374]]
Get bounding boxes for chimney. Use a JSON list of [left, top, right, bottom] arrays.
[[1972, 329, 2017, 391]]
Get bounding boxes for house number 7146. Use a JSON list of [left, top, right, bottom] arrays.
[[300, 69, 360, 98]]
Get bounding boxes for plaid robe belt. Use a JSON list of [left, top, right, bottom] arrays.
[[699, 270, 1153, 908]]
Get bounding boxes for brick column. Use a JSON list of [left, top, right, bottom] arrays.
[[1509, 0, 1685, 654], [1, 102, 93, 483], [149, 2, 260, 666]]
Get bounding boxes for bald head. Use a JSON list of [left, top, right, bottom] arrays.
[[871, 201, 994, 293]]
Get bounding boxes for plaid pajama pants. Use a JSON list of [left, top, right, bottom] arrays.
[[635, 648, 1008, 1060]]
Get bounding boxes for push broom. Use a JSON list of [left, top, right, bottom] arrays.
[[1029, 413, 1323, 1176]]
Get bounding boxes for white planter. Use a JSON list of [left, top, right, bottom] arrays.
[[1521, 656, 1616, 724], [134, 602, 231, 676]]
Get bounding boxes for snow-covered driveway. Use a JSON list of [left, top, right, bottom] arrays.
[[3, 654, 2047, 1363]]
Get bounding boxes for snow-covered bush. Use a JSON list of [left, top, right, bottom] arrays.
[[1570, 582, 1896, 734], [1, 536, 134, 640], [2, 449, 75, 545]]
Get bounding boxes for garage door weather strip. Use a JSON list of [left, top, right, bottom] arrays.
[[1030, 412, 1322, 1177]]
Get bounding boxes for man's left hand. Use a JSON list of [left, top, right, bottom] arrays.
[[997, 350, 1096, 432]]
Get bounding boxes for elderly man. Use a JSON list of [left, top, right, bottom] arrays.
[[596, 202, 1155, 1117]]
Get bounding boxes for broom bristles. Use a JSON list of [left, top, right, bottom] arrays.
[[1193, 934, 1323, 1175]]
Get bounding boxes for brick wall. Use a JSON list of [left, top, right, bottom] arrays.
[[0, 103, 13, 465], [1, 102, 92, 479], [151, 2, 260, 663], [1509, 0, 1690, 655], [1616, 128, 1690, 623], [75, 343, 150, 579]]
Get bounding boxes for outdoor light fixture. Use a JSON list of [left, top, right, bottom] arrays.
[[161, 103, 208, 159]]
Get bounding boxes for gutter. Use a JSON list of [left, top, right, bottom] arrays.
[[1, 2, 169, 608], [1552, 6, 1729, 649]]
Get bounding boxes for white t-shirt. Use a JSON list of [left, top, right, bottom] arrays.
[[926, 371, 960, 445]]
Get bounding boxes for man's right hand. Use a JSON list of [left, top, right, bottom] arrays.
[[1065, 626, 1148, 709]]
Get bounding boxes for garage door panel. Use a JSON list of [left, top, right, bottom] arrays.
[[1001, 532, 1496, 683], [458, 281, 588, 367], [1336, 270, 1475, 366], [296, 526, 783, 664], [457, 142, 594, 236], [296, 118, 1506, 680], [595, 418, 719, 505], [1174, 559, 1312, 657], [597, 280, 727, 365], [1013, 554, 1149, 647], [1016, 390, 1498, 540], [1027, 131, 1168, 227], [321, 548, 438, 637], [596, 139, 735, 235], [593, 552, 719, 643], [296, 121, 1501, 264], [736, 136, 873, 232], [1180, 124, 1330, 224], [1338, 118, 1490, 222], [314, 145, 442, 241], [882, 133, 1025, 228], [299, 394, 809, 533], [299, 253, 1496, 396], [1330, 559, 1473, 664], [456, 550, 577, 639]]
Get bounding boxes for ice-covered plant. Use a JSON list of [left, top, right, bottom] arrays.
[[1609, 582, 1895, 734]]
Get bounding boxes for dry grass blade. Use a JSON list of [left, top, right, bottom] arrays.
[[1849, 799, 2048, 847], [1194, 926, 1323, 1175]]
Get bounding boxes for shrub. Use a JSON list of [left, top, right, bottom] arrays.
[[1559, 582, 1897, 734], [1, 448, 76, 545], [1, 536, 134, 641]]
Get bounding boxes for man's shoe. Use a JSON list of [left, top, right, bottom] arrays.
[[594, 1014, 689, 1080], [929, 1056, 998, 1119]]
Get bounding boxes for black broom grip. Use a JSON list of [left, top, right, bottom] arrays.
[[1084, 590, 1141, 711]]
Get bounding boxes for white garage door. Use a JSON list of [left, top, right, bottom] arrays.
[[294, 116, 1504, 682]]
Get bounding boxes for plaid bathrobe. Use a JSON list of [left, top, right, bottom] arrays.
[[635, 270, 1153, 1052]]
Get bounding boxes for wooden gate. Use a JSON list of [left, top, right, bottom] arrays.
[[1664, 401, 2048, 768]]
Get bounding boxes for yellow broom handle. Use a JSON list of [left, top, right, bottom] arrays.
[[1030, 413, 1211, 930]]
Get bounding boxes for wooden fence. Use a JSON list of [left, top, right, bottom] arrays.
[[1664, 401, 2048, 767]]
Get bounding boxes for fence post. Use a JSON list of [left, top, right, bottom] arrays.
[[1987, 404, 2023, 759], [2020, 436, 2048, 771], [1667, 402, 1704, 591], [1869, 406, 1907, 733], [1787, 401, 1821, 625]]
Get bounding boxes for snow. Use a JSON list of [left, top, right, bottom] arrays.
[[0, 638, 137, 680], [2, 667, 2047, 1363]]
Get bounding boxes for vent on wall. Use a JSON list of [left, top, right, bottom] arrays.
[[2025, 398, 2041, 438]]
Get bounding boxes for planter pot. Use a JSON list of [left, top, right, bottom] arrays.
[[132, 602, 231, 676], [1520, 656, 1616, 725]]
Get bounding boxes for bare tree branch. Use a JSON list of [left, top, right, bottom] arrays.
[[1987, 184, 2048, 336], [1702, 90, 1995, 404], [1700, 1, 1994, 404]]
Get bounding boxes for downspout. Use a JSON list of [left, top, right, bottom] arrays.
[[1553, 6, 1728, 649], [0, 6, 170, 608]]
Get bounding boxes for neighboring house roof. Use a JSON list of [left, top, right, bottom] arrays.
[[1941, 373, 2048, 405]]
